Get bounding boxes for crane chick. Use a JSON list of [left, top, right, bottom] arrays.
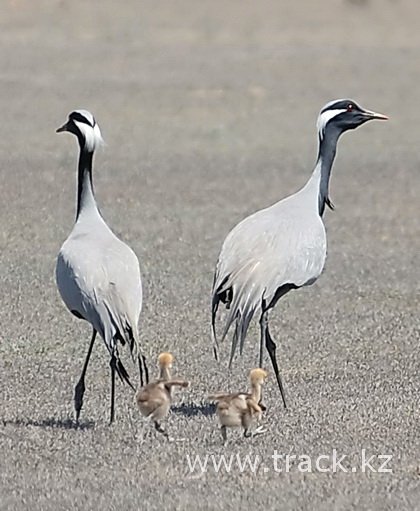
[[209, 368, 268, 442], [136, 352, 188, 437]]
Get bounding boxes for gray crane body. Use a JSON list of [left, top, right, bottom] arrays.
[[56, 197, 142, 355], [215, 160, 327, 334], [55, 110, 147, 423], [212, 100, 387, 407]]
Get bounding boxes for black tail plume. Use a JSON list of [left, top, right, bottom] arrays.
[[115, 354, 135, 391]]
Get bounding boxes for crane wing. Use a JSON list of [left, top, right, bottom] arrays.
[[212, 199, 326, 359], [56, 227, 142, 357]]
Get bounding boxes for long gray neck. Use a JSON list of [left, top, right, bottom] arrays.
[[315, 126, 340, 216], [76, 145, 97, 220]]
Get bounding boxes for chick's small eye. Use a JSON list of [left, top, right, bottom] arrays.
[[347, 104, 353, 111]]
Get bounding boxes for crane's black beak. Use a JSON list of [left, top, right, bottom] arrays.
[[56, 122, 69, 133], [362, 109, 388, 121]]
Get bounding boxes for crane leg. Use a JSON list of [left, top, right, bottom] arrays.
[[74, 329, 97, 423], [259, 320, 265, 367], [110, 350, 117, 424], [260, 311, 287, 408]]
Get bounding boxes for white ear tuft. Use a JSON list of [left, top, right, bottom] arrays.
[[74, 120, 104, 152], [316, 109, 346, 139]]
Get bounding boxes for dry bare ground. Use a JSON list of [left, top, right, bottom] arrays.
[[0, 1, 419, 509]]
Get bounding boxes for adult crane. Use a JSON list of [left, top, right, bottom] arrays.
[[56, 110, 148, 423], [211, 99, 387, 407]]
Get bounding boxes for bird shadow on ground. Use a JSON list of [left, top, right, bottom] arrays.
[[2, 418, 95, 430], [172, 402, 216, 417]]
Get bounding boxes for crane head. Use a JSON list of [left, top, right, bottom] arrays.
[[317, 99, 388, 140], [57, 110, 104, 152]]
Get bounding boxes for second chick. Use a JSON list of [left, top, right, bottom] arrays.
[[136, 352, 188, 437], [209, 368, 268, 442]]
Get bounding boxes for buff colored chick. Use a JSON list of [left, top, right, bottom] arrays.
[[136, 352, 188, 436], [209, 368, 268, 442]]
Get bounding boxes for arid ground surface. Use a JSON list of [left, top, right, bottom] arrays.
[[0, 1, 419, 509]]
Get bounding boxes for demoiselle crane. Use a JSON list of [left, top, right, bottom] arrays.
[[56, 110, 148, 423], [211, 99, 387, 408]]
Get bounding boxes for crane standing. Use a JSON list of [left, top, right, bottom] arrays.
[[212, 100, 387, 407], [56, 110, 148, 424]]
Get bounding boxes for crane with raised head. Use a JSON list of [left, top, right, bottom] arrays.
[[211, 100, 387, 408], [56, 110, 148, 423]]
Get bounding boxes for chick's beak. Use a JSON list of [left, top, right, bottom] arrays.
[[363, 109, 388, 121], [56, 122, 69, 133]]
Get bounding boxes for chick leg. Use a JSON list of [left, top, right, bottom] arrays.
[[154, 420, 168, 437], [253, 425, 267, 436], [243, 428, 252, 438]]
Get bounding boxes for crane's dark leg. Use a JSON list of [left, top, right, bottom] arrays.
[[74, 329, 97, 423], [260, 310, 287, 408], [110, 350, 117, 424], [138, 356, 143, 386], [259, 319, 265, 368]]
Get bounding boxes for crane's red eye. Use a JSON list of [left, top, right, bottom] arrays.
[[347, 104, 353, 111]]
